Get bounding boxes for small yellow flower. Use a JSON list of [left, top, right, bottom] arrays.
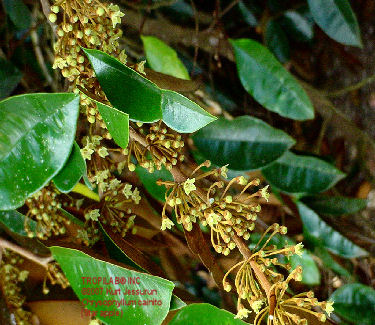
[[81, 147, 94, 160], [161, 217, 174, 231], [294, 243, 304, 257], [220, 165, 228, 178], [183, 178, 196, 195], [122, 184, 132, 198], [235, 308, 250, 320], [260, 185, 270, 201], [86, 209, 100, 221], [325, 301, 334, 316], [251, 300, 264, 314], [131, 188, 141, 204], [109, 4, 124, 28], [109, 179, 121, 190], [98, 146, 109, 158]]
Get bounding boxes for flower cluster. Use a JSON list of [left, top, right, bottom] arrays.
[[84, 179, 140, 236], [0, 250, 33, 324], [158, 161, 269, 255], [43, 262, 70, 294], [25, 187, 68, 239], [222, 224, 334, 323]]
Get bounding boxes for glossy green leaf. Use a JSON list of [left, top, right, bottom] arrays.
[[141, 35, 190, 80], [135, 165, 173, 202], [3, 0, 31, 30], [301, 195, 367, 215], [250, 233, 320, 285], [265, 20, 290, 63], [161, 90, 216, 133], [169, 295, 186, 311], [0, 93, 79, 210], [59, 208, 85, 227], [307, 0, 362, 47], [0, 58, 22, 99], [0, 210, 36, 236], [282, 9, 314, 42], [169, 303, 247, 325], [192, 116, 295, 171], [297, 201, 368, 258], [83, 48, 162, 122], [262, 151, 346, 194], [330, 283, 375, 325], [230, 38, 314, 120], [53, 142, 86, 193], [96, 102, 129, 149], [51, 246, 174, 325]]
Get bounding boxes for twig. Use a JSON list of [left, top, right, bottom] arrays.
[[31, 7, 57, 91], [0, 237, 53, 268], [327, 73, 375, 97]]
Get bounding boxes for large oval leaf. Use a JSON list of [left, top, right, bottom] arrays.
[[51, 246, 174, 325], [262, 151, 345, 194], [53, 142, 86, 193], [0, 210, 37, 236], [297, 201, 368, 258], [307, 0, 362, 47], [169, 303, 247, 325], [141, 35, 190, 80], [161, 90, 216, 133], [330, 283, 375, 325], [192, 116, 295, 171], [230, 38, 314, 121], [301, 195, 368, 215], [83, 48, 162, 123], [0, 93, 79, 210], [96, 102, 129, 149]]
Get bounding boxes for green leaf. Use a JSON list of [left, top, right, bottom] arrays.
[[53, 142, 86, 193], [307, 0, 362, 47], [262, 151, 346, 194], [192, 116, 295, 171], [297, 201, 368, 258], [169, 303, 247, 325], [83, 48, 162, 122], [0, 93, 79, 210], [329, 283, 375, 325], [169, 295, 187, 311], [59, 208, 85, 227], [135, 165, 173, 202], [141, 35, 190, 80], [282, 9, 314, 42], [301, 195, 368, 215], [265, 20, 290, 63], [0, 210, 36, 236], [0, 58, 22, 99], [51, 246, 174, 325], [161, 90, 216, 133], [238, 1, 258, 27], [96, 102, 129, 148], [3, 0, 31, 30], [230, 38, 314, 120], [249, 233, 320, 285]]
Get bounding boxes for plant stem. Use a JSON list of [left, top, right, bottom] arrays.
[[0, 237, 53, 268], [327, 73, 375, 97]]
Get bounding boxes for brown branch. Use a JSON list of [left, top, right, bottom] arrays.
[[0, 237, 53, 268]]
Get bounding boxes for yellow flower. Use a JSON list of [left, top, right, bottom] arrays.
[[109, 4, 124, 28], [122, 184, 132, 198], [235, 308, 250, 320], [251, 300, 264, 314], [161, 217, 174, 231], [183, 178, 196, 195], [86, 209, 100, 221], [294, 243, 304, 257], [98, 146, 109, 158], [220, 165, 228, 178], [131, 188, 141, 204], [325, 301, 334, 316], [260, 185, 270, 201]]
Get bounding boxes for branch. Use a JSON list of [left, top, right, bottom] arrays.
[[0, 237, 53, 268]]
